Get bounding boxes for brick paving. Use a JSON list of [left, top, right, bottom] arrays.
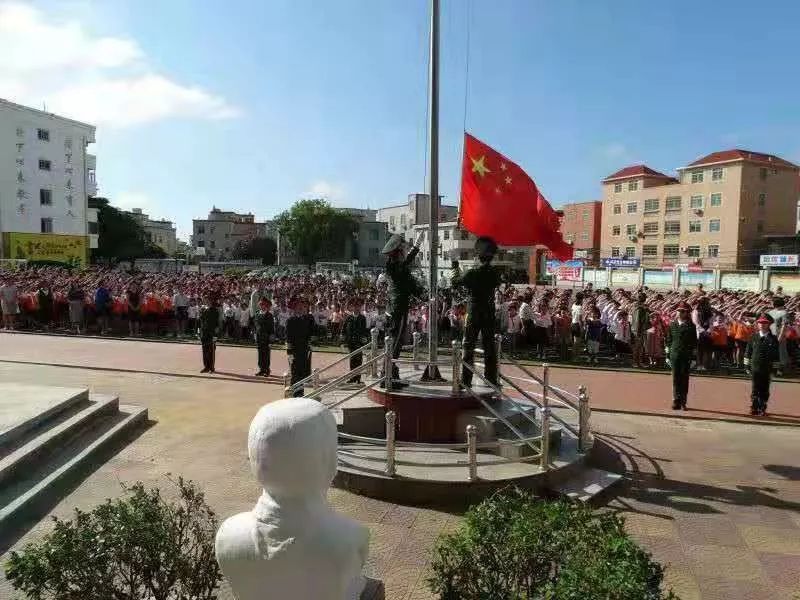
[[0, 333, 799, 599]]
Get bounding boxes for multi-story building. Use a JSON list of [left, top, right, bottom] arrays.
[[125, 208, 177, 256], [559, 200, 602, 263], [192, 207, 268, 260], [0, 98, 96, 266], [376, 194, 458, 243], [600, 150, 800, 269]]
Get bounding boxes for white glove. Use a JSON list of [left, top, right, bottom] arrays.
[[664, 346, 670, 354], [665, 358, 671, 367], [414, 231, 425, 248], [743, 358, 750, 366]]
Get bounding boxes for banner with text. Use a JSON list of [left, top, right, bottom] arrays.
[[5, 232, 88, 268]]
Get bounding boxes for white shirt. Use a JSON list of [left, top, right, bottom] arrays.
[[519, 302, 534, 321], [571, 304, 583, 325], [239, 308, 251, 326], [173, 292, 189, 308]]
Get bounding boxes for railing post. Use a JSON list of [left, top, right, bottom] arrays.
[[578, 385, 590, 452], [540, 405, 550, 471], [312, 368, 320, 389], [541, 363, 550, 409], [466, 424, 477, 482], [384, 336, 393, 389], [370, 328, 379, 377], [385, 410, 396, 477], [283, 372, 292, 398], [495, 333, 503, 377], [412, 331, 421, 370], [451, 340, 462, 393]]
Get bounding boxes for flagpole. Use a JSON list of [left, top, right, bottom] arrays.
[[423, 0, 443, 381]]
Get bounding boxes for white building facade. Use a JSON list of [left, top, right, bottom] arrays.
[[0, 99, 96, 263]]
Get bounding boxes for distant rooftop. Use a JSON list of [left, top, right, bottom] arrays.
[[681, 149, 798, 170], [602, 165, 676, 183]]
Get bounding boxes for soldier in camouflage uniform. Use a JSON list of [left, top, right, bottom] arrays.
[[451, 236, 502, 388], [198, 294, 221, 374], [253, 297, 275, 377], [381, 231, 425, 388], [341, 297, 368, 383], [286, 295, 315, 397]]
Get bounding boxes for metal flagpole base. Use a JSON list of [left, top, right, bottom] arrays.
[[420, 363, 445, 382]]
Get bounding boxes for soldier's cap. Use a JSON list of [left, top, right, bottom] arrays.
[[676, 301, 690, 311], [381, 234, 406, 254], [474, 236, 498, 257], [756, 313, 773, 325]]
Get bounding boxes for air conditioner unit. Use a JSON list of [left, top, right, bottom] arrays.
[[637, 231, 644, 237], [628, 235, 638, 242], [694, 209, 703, 216], [680, 246, 687, 252]]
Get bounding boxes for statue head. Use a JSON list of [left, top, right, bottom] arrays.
[[248, 398, 338, 499]]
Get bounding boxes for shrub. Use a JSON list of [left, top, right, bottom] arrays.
[[5, 477, 223, 600], [428, 488, 678, 600]]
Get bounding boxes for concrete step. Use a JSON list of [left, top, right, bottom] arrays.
[[0, 395, 119, 488], [550, 467, 623, 503], [0, 401, 148, 540], [0, 385, 88, 450]]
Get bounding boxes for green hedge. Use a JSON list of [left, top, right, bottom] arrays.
[[428, 488, 678, 600]]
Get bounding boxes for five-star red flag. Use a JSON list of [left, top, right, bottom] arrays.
[[459, 133, 573, 260]]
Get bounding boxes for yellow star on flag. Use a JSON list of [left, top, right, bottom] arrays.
[[500, 162, 507, 171], [504, 176, 512, 185], [470, 155, 491, 178]]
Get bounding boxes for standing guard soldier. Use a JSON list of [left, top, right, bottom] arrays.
[[254, 297, 275, 377], [744, 313, 784, 416], [381, 231, 425, 388], [341, 297, 368, 383], [198, 293, 221, 374], [286, 295, 315, 397], [451, 236, 502, 388], [665, 301, 697, 410]]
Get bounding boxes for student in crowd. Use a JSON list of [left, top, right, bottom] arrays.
[[584, 308, 605, 365]]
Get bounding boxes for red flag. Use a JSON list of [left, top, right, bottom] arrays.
[[459, 133, 573, 260]]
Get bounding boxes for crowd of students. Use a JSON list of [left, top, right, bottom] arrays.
[[1, 266, 798, 375]]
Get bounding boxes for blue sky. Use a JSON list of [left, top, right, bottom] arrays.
[[3, 0, 800, 239]]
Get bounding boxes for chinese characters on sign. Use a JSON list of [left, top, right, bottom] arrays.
[[759, 254, 799, 267]]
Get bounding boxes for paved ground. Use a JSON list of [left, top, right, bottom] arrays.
[[0, 333, 798, 599]]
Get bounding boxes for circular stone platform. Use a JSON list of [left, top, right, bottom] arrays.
[[367, 381, 494, 442]]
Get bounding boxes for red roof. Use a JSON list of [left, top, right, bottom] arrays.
[[602, 164, 675, 183], [686, 149, 798, 170]]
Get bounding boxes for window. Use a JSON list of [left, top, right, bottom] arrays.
[[224, 233, 230, 239], [628, 180, 639, 191], [627, 202, 637, 213], [612, 225, 621, 236], [197, 226, 205, 234], [389, 216, 395, 227], [614, 183, 622, 193], [642, 245, 658, 257], [613, 204, 621, 215], [460, 230, 469, 240], [686, 246, 700, 258], [582, 210, 589, 221], [759, 167, 768, 180], [580, 232, 589, 241], [709, 219, 720, 232], [39, 189, 52, 206], [643, 222, 659, 234], [197, 240, 205, 248], [460, 250, 469, 260], [40, 218, 53, 233], [369, 229, 379, 241], [37, 128, 50, 141], [611, 247, 620, 257], [712, 167, 724, 181], [707, 245, 719, 258], [664, 220, 681, 235], [225, 246, 230, 253], [758, 193, 766, 207], [710, 193, 722, 207], [691, 170, 704, 183], [89, 222, 99, 234], [400, 214, 406, 225], [210, 240, 216, 249], [625, 246, 636, 257], [626, 224, 637, 236], [369, 247, 379, 259], [756, 221, 764, 233], [665, 196, 682, 211], [443, 229, 450, 240], [644, 198, 659, 212], [689, 220, 702, 233], [663, 244, 679, 258], [690, 195, 704, 209], [38, 159, 51, 171]]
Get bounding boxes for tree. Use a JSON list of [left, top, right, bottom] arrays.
[[274, 199, 357, 265], [91, 198, 166, 263], [232, 236, 277, 265]]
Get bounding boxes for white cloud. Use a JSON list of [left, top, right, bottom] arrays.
[[0, 2, 238, 128], [113, 191, 158, 214], [304, 180, 347, 204]]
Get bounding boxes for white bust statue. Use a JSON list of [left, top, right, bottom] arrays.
[[215, 398, 370, 600]]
